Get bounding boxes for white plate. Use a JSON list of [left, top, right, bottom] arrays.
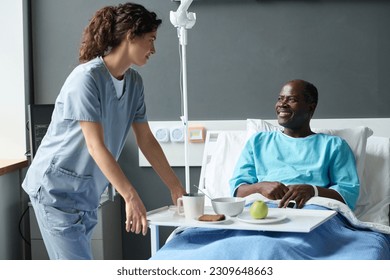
[[236, 211, 287, 224], [194, 216, 230, 224]]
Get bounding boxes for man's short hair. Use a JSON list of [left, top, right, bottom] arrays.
[[301, 80, 318, 105], [287, 79, 318, 104]]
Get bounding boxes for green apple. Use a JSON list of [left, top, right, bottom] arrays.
[[249, 200, 268, 219]]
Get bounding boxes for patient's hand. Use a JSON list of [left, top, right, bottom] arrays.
[[279, 184, 313, 208], [257, 181, 290, 200]]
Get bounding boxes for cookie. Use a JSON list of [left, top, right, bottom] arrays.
[[198, 214, 225, 222]]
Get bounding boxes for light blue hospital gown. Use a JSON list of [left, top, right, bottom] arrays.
[[22, 57, 147, 259], [229, 131, 360, 210]]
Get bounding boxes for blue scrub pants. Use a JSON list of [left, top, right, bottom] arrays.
[[30, 197, 98, 260]]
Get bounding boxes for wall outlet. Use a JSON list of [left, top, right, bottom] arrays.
[[170, 126, 185, 142], [153, 127, 170, 143]]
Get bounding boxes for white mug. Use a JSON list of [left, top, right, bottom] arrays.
[[177, 193, 205, 220]]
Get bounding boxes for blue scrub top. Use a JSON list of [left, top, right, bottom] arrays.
[[22, 57, 147, 210]]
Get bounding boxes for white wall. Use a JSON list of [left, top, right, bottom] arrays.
[[0, 0, 27, 159]]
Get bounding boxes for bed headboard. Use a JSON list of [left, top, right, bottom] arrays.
[[198, 118, 390, 226]]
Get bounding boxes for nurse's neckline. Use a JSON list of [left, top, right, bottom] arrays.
[[100, 56, 125, 80]]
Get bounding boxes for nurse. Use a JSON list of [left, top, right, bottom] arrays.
[[22, 2, 186, 259]]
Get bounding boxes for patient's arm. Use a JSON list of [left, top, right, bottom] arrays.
[[236, 181, 289, 200], [237, 182, 346, 209], [279, 184, 345, 208]]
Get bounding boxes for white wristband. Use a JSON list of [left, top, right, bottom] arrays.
[[311, 185, 318, 197]]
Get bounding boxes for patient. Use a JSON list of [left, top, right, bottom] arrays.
[[230, 79, 360, 210], [150, 80, 390, 260]]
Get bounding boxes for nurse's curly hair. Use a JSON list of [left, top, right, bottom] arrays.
[[79, 2, 162, 63]]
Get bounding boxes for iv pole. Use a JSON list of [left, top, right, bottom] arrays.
[[170, 0, 196, 193]]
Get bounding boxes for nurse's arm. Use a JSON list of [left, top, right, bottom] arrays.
[[79, 120, 148, 236], [132, 122, 185, 204]]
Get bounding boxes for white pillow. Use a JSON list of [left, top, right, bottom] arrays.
[[204, 131, 246, 202], [354, 136, 390, 226], [246, 119, 373, 189], [313, 126, 373, 185], [246, 119, 280, 141]]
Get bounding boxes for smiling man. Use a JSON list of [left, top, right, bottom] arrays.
[[230, 79, 360, 209], [276, 80, 317, 137]]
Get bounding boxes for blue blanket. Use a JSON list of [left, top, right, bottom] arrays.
[[150, 205, 390, 260]]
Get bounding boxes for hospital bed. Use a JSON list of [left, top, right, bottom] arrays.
[[149, 118, 390, 260]]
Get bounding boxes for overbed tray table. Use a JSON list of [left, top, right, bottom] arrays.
[[147, 205, 337, 256]]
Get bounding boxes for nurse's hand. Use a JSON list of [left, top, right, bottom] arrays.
[[170, 184, 186, 205], [124, 192, 148, 236]]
